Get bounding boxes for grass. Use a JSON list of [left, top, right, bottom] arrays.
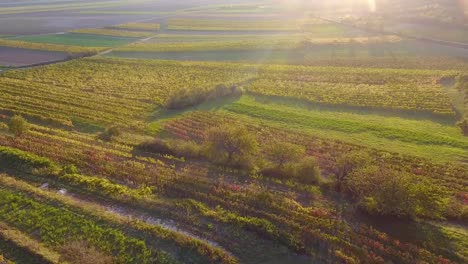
[[9, 33, 137, 47], [218, 95, 468, 163]]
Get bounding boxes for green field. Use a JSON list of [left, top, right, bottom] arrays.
[[1, 1, 467, 264], [9, 33, 137, 47]]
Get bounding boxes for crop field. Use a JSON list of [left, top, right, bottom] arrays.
[[167, 18, 307, 32], [0, 1, 467, 264], [114, 22, 161, 31], [71, 28, 155, 38], [0, 46, 68, 67], [8, 33, 138, 48]]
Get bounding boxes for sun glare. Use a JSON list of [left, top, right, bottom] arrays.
[[367, 0, 376, 12]]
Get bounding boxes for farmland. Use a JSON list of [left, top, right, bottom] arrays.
[[9, 33, 138, 48], [0, 0, 467, 264]]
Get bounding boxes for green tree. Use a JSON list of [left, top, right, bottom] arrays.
[[8, 115, 29, 137], [267, 142, 305, 168], [205, 124, 259, 169], [335, 150, 372, 191], [345, 166, 447, 219]]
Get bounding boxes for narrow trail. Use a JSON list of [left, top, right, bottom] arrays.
[[50, 187, 233, 256]]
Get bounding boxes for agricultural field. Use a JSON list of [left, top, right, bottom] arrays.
[[0, 1, 467, 264], [0, 46, 68, 67], [8, 33, 138, 48]]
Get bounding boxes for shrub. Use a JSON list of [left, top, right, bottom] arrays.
[[295, 157, 321, 184], [457, 120, 468, 136], [8, 115, 29, 137], [137, 138, 175, 156], [261, 157, 321, 184], [99, 126, 122, 142], [59, 240, 114, 264], [166, 85, 243, 110]]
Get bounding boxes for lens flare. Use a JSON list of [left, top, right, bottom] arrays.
[[461, 0, 468, 15], [367, 0, 376, 12]]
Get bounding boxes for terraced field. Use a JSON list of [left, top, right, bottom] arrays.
[[1, 1, 467, 263], [9, 33, 137, 48]]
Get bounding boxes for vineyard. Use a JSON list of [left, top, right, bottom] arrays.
[[167, 19, 306, 31], [71, 28, 155, 38], [0, 1, 467, 263], [0, 38, 105, 54], [115, 35, 401, 52]]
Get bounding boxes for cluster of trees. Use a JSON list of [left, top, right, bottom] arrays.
[[140, 124, 321, 184], [335, 150, 449, 219], [166, 84, 243, 110], [142, 123, 458, 220]]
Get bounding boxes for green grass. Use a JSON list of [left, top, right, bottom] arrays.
[[9, 33, 137, 47], [217, 95, 468, 163]]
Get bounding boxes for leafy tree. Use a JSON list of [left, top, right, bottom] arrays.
[[267, 142, 305, 168], [205, 124, 259, 169], [335, 150, 372, 191], [345, 166, 447, 219], [8, 115, 29, 137]]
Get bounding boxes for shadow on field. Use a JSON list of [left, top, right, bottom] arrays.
[[354, 212, 466, 263], [147, 94, 241, 122], [248, 93, 458, 125]]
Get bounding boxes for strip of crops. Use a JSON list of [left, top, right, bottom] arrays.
[[72, 28, 153, 38], [162, 111, 468, 193], [115, 22, 161, 31], [0, 39, 104, 54], [116, 35, 401, 52], [0, 187, 157, 263], [167, 18, 305, 31]]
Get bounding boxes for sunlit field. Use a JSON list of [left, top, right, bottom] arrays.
[[0, 1, 467, 263]]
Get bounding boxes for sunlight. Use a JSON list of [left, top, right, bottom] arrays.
[[367, 0, 376, 12], [461, 0, 468, 15]]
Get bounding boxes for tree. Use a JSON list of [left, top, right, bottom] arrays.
[[205, 124, 259, 169], [8, 115, 29, 137], [344, 166, 447, 219], [267, 142, 305, 168], [334, 150, 372, 191]]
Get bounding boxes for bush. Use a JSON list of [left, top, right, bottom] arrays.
[[261, 157, 321, 184], [137, 138, 203, 159], [457, 120, 468, 136], [166, 85, 243, 110], [8, 115, 29, 137], [295, 157, 321, 184], [59, 240, 113, 264], [137, 138, 175, 156], [99, 126, 122, 142]]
